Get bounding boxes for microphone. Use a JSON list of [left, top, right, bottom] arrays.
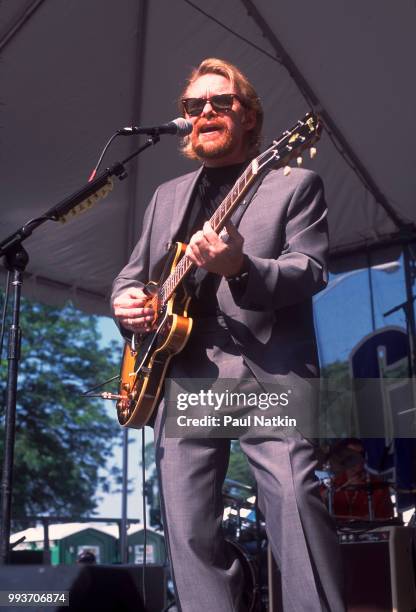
[[119, 117, 193, 137]]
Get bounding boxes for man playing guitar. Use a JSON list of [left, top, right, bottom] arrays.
[[112, 58, 345, 611]]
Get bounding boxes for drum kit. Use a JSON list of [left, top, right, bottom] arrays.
[[316, 440, 395, 523], [220, 440, 402, 611], [222, 479, 269, 612], [164, 479, 266, 612], [165, 440, 411, 611]]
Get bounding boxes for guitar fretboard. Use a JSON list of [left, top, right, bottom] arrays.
[[158, 162, 258, 306]]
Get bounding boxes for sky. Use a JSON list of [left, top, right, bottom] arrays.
[[95, 316, 153, 523], [314, 260, 407, 366]]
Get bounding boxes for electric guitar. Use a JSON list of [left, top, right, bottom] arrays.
[[116, 112, 321, 428]]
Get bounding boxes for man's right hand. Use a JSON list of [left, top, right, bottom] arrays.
[[113, 287, 154, 333]]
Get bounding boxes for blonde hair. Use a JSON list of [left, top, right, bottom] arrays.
[[179, 58, 263, 160]]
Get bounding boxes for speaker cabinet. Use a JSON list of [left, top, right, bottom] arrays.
[[340, 526, 416, 611], [0, 564, 166, 612], [266, 527, 416, 611]]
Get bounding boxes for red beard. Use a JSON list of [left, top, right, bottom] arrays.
[[190, 119, 235, 159]]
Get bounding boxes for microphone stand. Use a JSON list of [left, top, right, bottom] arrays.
[[0, 135, 159, 564]]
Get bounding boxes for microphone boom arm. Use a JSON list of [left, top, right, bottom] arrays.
[[0, 135, 160, 257], [0, 132, 160, 564]]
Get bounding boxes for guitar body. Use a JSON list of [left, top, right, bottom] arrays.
[[117, 242, 193, 428]]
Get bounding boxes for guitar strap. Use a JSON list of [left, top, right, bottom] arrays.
[[235, 168, 271, 226], [193, 167, 270, 286]]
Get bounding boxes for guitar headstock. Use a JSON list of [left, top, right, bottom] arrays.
[[255, 112, 322, 175]]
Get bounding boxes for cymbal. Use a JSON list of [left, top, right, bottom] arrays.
[[223, 478, 254, 507], [224, 478, 253, 492], [223, 493, 255, 510]]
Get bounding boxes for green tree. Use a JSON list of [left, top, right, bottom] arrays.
[[143, 439, 254, 486], [227, 441, 255, 487], [0, 296, 122, 520], [320, 360, 355, 438]]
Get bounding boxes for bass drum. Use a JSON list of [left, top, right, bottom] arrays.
[[226, 539, 260, 612]]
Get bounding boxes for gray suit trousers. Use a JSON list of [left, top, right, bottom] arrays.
[[153, 319, 345, 612]]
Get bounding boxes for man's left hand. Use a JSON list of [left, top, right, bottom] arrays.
[[186, 221, 244, 277]]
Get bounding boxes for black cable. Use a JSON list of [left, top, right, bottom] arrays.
[[81, 374, 120, 396], [141, 427, 147, 608], [87, 132, 122, 183], [180, 1, 339, 163], [0, 270, 11, 366], [182, 0, 281, 65]]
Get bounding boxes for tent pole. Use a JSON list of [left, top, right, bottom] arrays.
[[120, 428, 129, 563], [239, 0, 411, 232], [0, 248, 28, 564], [0, 0, 46, 54], [366, 252, 376, 332], [403, 245, 416, 378], [125, 0, 150, 258]]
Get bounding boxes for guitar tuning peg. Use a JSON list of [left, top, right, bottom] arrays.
[[309, 147, 317, 159], [283, 166, 291, 176], [296, 156, 303, 166]]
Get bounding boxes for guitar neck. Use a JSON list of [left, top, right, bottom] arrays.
[[159, 160, 260, 305]]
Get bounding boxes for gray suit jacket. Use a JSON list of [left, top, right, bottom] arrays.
[[111, 166, 328, 382]]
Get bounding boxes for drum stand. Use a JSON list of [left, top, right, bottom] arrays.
[[321, 462, 335, 516]]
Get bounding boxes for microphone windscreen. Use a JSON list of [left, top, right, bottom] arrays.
[[172, 117, 193, 136]]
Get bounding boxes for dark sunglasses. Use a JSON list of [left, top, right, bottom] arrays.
[[181, 93, 243, 117]]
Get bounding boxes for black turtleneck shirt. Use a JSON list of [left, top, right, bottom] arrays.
[[175, 162, 247, 317]]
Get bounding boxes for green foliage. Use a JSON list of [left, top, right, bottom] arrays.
[[143, 439, 254, 487], [320, 360, 355, 438], [227, 441, 255, 488], [143, 438, 255, 528], [0, 297, 122, 520], [143, 440, 155, 472]]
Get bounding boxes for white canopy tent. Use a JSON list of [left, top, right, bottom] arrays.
[[1, 0, 415, 315]]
